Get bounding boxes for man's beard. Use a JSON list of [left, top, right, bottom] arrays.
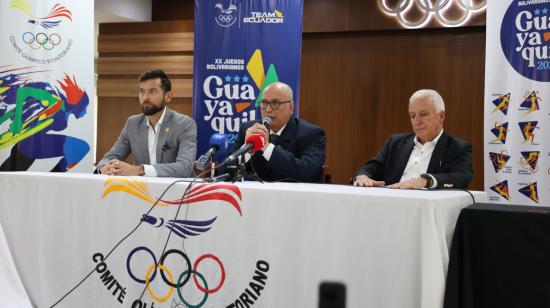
[[141, 101, 164, 116]]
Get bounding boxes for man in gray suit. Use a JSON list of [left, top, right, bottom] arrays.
[[96, 70, 196, 177]]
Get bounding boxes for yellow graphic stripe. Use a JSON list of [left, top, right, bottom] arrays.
[[9, 0, 36, 18], [0, 119, 53, 150], [104, 178, 152, 197], [246, 49, 265, 89], [102, 178, 171, 206]]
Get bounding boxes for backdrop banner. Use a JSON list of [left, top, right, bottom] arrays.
[[0, 0, 94, 173], [484, 0, 550, 205], [192, 0, 304, 156]]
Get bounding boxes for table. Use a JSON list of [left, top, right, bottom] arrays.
[[0, 172, 485, 308], [444, 203, 550, 308]]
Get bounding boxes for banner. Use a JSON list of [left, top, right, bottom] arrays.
[[484, 0, 550, 205], [0, 0, 94, 172], [192, 0, 304, 156]]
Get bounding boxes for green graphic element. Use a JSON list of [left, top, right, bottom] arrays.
[[254, 64, 280, 107]]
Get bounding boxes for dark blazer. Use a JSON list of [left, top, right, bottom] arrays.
[[229, 117, 326, 182], [354, 132, 473, 189]]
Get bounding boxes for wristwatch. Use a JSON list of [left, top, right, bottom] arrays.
[[420, 173, 433, 188]]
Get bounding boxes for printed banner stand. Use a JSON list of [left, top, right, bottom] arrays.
[[192, 0, 304, 156], [0, 0, 94, 173], [484, 0, 550, 205]]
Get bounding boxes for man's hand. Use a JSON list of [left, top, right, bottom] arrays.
[[100, 159, 144, 176], [353, 175, 385, 187], [245, 123, 269, 151], [387, 177, 427, 189], [99, 160, 118, 175]]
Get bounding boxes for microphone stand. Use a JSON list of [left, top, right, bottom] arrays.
[[231, 155, 247, 182], [210, 155, 215, 179]]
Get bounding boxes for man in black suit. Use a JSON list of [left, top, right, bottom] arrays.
[[228, 82, 325, 182], [353, 89, 472, 189]]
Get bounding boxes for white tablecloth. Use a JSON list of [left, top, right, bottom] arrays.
[[0, 172, 485, 308], [0, 220, 33, 308]]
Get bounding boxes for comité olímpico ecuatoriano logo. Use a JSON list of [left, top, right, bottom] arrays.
[[8, 0, 73, 64], [214, 2, 238, 27], [91, 179, 271, 307], [501, 1, 550, 81]]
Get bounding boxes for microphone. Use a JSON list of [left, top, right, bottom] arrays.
[[262, 117, 272, 130], [195, 133, 229, 171], [223, 133, 267, 164]]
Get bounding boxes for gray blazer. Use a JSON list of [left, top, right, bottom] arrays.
[[97, 108, 197, 177]]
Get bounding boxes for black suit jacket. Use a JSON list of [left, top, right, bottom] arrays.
[[354, 132, 473, 189], [229, 117, 326, 182]]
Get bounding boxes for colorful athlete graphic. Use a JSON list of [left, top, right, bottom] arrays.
[[9, 0, 72, 29], [489, 122, 509, 144], [0, 67, 90, 171], [492, 93, 510, 115], [490, 180, 510, 200], [518, 182, 539, 204], [520, 90, 541, 115], [518, 121, 539, 145], [519, 151, 539, 174], [489, 151, 510, 173]]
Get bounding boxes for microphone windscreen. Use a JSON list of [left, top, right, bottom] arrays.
[[262, 117, 272, 129], [209, 133, 229, 161], [245, 134, 267, 152]]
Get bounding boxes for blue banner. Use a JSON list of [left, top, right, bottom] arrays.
[[193, 0, 304, 156]]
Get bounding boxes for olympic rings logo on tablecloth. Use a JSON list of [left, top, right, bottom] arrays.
[[127, 246, 226, 307], [22, 32, 61, 50]]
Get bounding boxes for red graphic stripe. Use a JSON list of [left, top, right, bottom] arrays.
[[186, 183, 242, 200], [43, 4, 72, 21], [159, 191, 242, 216]]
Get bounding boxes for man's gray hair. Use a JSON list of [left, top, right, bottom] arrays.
[[409, 89, 445, 113]]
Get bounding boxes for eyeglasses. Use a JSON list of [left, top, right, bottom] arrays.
[[259, 99, 291, 110]]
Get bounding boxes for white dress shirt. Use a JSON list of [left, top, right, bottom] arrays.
[[143, 107, 167, 177], [399, 130, 444, 188]]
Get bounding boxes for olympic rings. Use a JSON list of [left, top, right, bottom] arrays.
[[193, 254, 225, 294], [177, 270, 209, 308], [377, 0, 486, 28], [20, 32, 62, 50], [218, 15, 234, 22], [127, 246, 158, 284], [126, 246, 225, 306], [159, 249, 192, 288], [145, 264, 174, 302]]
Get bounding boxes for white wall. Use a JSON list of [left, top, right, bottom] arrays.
[[95, 0, 152, 22]]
